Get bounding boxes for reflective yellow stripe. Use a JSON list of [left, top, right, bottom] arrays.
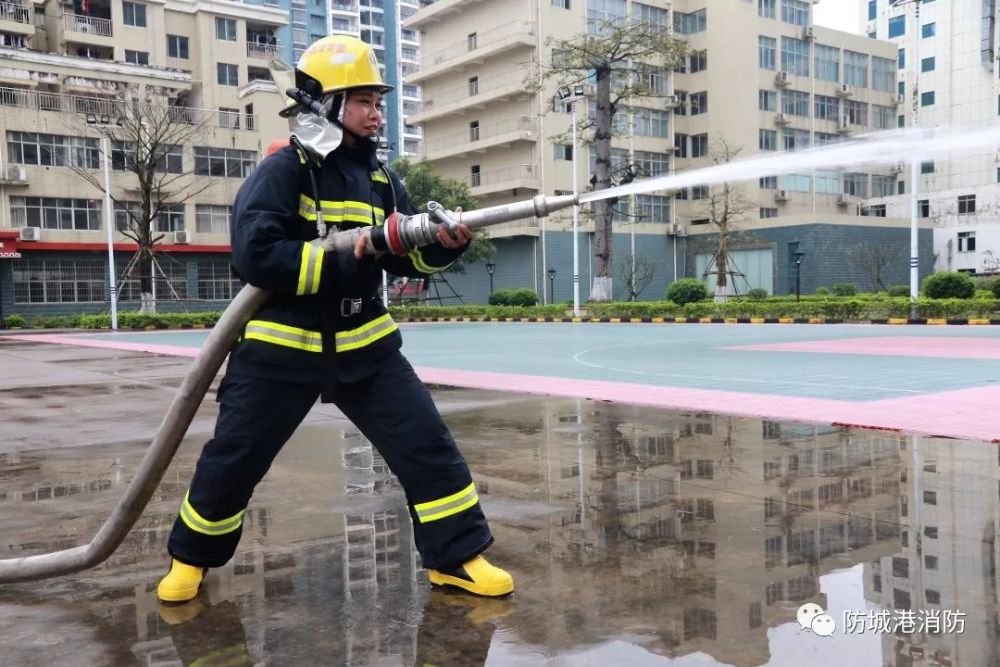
[[245, 320, 322, 352], [408, 247, 454, 274], [413, 482, 479, 523], [189, 644, 254, 667], [299, 195, 385, 226], [296, 243, 324, 295], [334, 313, 398, 352], [179, 492, 244, 536], [371, 170, 389, 183]]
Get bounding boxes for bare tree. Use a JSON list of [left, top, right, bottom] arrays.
[[69, 95, 213, 312], [530, 17, 685, 302], [848, 242, 903, 292], [702, 140, 752, 302], [615, 250, 656, 301]]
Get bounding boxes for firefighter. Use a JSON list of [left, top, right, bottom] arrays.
[[156, 34, 512, 603]]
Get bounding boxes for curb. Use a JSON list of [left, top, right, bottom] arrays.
[[395, 317, 1000, 326]]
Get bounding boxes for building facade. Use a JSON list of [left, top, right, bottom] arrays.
[[0, 0, 287, 322], [863, 0, 1000, 275], [329, 0, 423, 164], [404, 0, 933, 305]]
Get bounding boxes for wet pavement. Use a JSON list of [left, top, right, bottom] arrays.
[[1, 338, 997, 666]]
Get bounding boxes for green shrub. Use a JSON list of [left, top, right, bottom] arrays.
[[667, 278, 708, 305], [488, 288, 538, 307], [814, 287, 830, 296], [745, 288, 769, 301], [922, 271, 976, 299], [832, 282, 857, 297], [4, 314, 25, 328], [992, 281, 1000, 300], [888, 284, 910, 297]]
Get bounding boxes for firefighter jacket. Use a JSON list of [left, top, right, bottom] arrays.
[[226, 141, 465, 385]]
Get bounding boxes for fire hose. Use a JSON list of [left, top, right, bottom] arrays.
[[0, 193, 577, 583]]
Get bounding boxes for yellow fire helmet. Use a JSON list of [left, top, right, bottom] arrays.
[[280, 35, 392, 118]]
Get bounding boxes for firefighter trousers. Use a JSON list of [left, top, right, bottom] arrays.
[[167, 352, 493, 570]]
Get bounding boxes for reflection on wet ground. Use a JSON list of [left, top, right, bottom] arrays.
[[1, 397, 995, 666]]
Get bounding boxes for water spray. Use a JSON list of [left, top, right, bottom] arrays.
[[2, 126, 998, 583]]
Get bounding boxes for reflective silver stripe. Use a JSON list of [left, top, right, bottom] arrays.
[[413, 482, 479, 524], [334, 313, 398, 352], [179, 493, 244, 536], [245, 320, 322, 352], [297, 243, 324, 295]]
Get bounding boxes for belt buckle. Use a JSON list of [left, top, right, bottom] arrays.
[[341, 298, 363, 317]]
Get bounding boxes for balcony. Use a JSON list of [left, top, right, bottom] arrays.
[[469, 164, 538, 197], [485, 216, 540, 238], [407, 20, 535, 84], [425, 116, 535, 162], [408, 70, 527, 124], [62, 12, 113, 42], [330, 1, 358, 12], [403, 0, 488, 29], [247, 40, 280, 60], [0, 1, 34, 37]]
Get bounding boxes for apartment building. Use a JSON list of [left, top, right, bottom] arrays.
[[243, 0, 326, 66], [404, 0, 933, 304], [0, 0, 287, 321], [864, 0, 1000, 275], [329, 0, 424, 164]]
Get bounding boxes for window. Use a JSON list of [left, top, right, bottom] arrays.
[[815, 171, 840, 193], [12, 258, 108, 303], [691, 133, 709, 158], [759, 176, 777, 190], [922, 56, 935, 72], [6, 131, 100, 168], [925, 526, 938, 539], [468, 76, 478, 96], [782, 90, 809, 117], [759, 0, 775, 19], [215, 17, 237, 41], [872, 56, 895, 91], [898, 48, 905, 69], [10, 196, 101, 231], [115, 201, 185, 233], [197, 259, 241, 300], [923, 490, 937, 505], [844, 51, 868, 87], [844, 100, 868, 126], [167, 34, 189, 59], [814, 95, 839, 121], [470, 164, 480, 187], [868, 0, 876, 20], [672, 9, 706, 35], [921, 161, 934, 174], [217, 63, 239, 86], [760, 207, 778, 218], [690, 91, 708, 115], [921, 91, 935, 106], [888, 15, 905, 38], [692, 185, 709, 200], [958, 195, 976, 215], [958, 231, 976, 251], [554, 144, 573, 160], [551, 0, 570, 7], [633, 3, 669, 32], [468, 120, 479, 142], [784, 173, 811, 192], [781, 37, 809, 76], [674, 133, 688, 158], [634, 194, 669, 222], [843, 173, 868, 197], [218, 107, 241, 129], [872, 174, 895, 197], [195, 204, 232, 234], [815, 132, 839, 147], [633, 150, 671, 176], [781, 0, 810, 26], [633, 108, 670, 137], [759, 36, 777, 70], [814, 44, 839, 82], [194, 147, 257, 177], [122, 1, 147, 27], [124, 50, 149, 65], [922, 22, 936, 38], [587, 0, 626, 33], [918, 199, 929, 217], [759, 89, 777, 112], [873, 104, 894, 129], [689, 50, 708, 73]]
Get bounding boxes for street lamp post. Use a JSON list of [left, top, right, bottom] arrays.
[[793, 250, 805, 302], [558, 84, 586, 317], [485, 261, 496, 296], [87, 113, 119, 332], [547, 267, 557, 302]]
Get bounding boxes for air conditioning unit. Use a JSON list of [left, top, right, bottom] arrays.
[[890, 162, 905, 174], [835, 83, 853, 98], [775, 71, 790, 87], [837, 117, 852, 133], [667, 222, 686, 236], [774, 112, 790, 125], [19, 226, 41, 241], [802, 26, 815, 40], [2, 166, 27, 183], [172, 230, 191, 244], [837, 194, 854, 207], [774, 189, 789, 202], [663, 94, 680, 108], [895, 93, 905, 105]]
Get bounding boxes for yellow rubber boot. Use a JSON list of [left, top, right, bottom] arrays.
[[428, 555, 514, 597], [157, 559, 206, 603]]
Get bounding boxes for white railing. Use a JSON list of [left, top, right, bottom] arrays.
[[62, 12, 112, 37], [470, 164, 534, 188], [421, 20, 535, 69], [247, 42, 279, 59], [418, 70, 524, 114], [435, 117, 534, 147], [0, 86, 258, 130], [0, 1, 31, 24]]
